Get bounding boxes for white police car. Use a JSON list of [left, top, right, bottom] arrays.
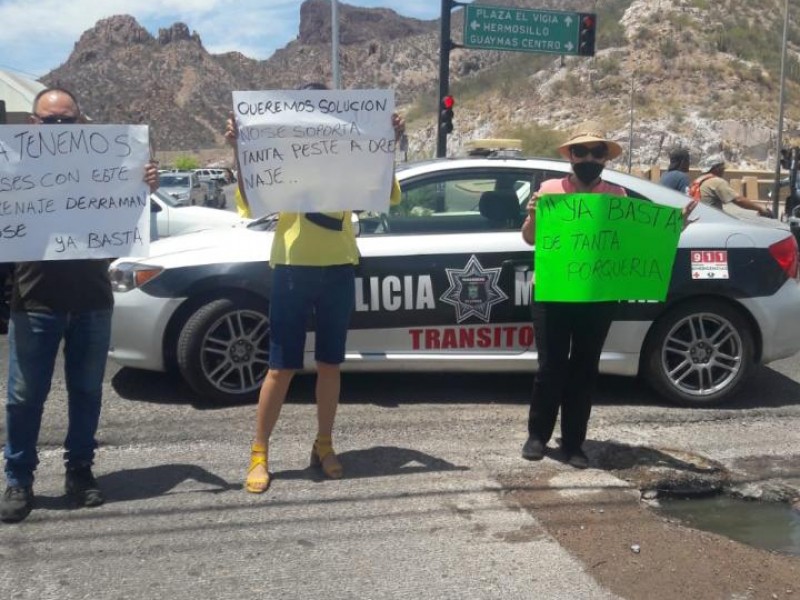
[[109, 157, 800, 406], [149, 190, 247, 240]]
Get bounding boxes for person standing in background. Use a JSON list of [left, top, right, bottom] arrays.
[[660, 147, 691, 194], [694, 154, 773, 217]]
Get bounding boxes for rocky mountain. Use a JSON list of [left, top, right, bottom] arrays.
[[41, 0, 800, 169]]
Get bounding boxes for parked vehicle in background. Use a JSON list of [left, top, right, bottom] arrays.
[[110, 157, 800, 407], [159, 171, 205, 206], [149, 190, 248, 241], [202, 179, 227, 209], [195, 168, 228, 184]]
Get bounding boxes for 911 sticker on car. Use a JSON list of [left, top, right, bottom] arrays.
[[690, 250, 729, 279]]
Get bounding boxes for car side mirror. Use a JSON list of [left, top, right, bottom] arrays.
[[150, 200, 162, 213], [351, 212, 361, 237]]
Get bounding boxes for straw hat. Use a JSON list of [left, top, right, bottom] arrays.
[[557, 122, 623, 160]]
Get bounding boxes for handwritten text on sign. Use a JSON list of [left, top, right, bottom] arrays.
[[534, 193, 682, 302], [0, 124, 150, 261], [233, 89, 396, 214]]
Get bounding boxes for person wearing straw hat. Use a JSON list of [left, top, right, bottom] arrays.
[[519, 122, 626, 469]]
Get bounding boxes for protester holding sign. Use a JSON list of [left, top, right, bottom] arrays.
[[519, 123, 626, 469], [519, 123, 696, 470], [225, 83, 404, 494], [0, 88, 159, 524]]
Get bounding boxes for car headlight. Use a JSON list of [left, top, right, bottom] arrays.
[[109, 262, 164, 293]]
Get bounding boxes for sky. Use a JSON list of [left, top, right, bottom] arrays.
[[0, 0, 440, 80]]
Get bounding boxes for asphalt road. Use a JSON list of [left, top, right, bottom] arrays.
[[1, 329, 799, 600]]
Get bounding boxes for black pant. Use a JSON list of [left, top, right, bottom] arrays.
[[528, 301, 617, 452]]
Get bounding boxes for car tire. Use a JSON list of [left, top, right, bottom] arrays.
[[642, 299, 755, 407], [176, 297, 270, 404]]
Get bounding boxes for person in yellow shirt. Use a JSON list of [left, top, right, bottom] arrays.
[[225, 84, 404, 493], [233, 186, 251, 219]]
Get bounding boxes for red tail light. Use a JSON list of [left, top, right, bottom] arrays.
[[768, 235, 799, 280]]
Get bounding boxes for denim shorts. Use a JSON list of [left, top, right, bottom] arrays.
[[268, 264, 355, 369]]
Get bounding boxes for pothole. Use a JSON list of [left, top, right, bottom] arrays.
[[656, 495, 800, 556], [591, 440, 800, 556]]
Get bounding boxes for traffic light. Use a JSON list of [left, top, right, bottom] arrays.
[[440, 95, 454, 135], [578, 14, 597, 57]]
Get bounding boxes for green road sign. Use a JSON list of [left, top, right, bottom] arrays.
[[463, 4, 590, 56]]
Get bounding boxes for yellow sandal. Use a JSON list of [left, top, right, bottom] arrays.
[[245, 443, 270, 493], [311, 435, 343, 479]]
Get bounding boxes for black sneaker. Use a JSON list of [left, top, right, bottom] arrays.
[[566, 449, 590, 470], [65, 467, 105, 508], [521, 437, 546, 461], [0, 485, 34, 523]]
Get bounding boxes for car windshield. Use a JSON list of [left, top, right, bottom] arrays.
[[152, 189, 182, 208], [161, 175, 189, 187]]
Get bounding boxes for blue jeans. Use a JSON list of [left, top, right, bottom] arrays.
[[269, 265, 355, 369], [4, 310, 111, 487]]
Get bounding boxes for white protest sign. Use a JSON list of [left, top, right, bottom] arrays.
[[0, 124, 150, 261], [233, 89, 396, 214]]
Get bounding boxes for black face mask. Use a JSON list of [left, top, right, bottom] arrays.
[[572, 161, 604, 185]]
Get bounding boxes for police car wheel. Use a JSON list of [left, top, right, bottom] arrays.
[[643, 299, 754, 407], [176, 297, 270, 404]]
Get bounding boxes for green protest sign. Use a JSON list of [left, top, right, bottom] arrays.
[[534, 193, 682, 302]]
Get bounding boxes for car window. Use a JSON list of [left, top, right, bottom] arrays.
[[361, 169, 548, 236], [161, 175, 189, 186]]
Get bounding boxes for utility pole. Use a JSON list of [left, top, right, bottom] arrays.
[[332, 0, 341, 89], [436, 0, 454, 158], [772, 0, 789, 218], [628, 71, 634, 173]]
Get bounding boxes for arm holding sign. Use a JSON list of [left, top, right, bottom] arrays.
[[225, 112, 252, 218], [390, 113, 405, 206], [521, 194, 538, 245], [144, 162, 160, 194]]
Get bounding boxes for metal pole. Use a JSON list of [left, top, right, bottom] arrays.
[[332, 0, 341, 89], [772, 0, 789, 218], [628, 70, 634, 173], [436, 0, 452, 158]]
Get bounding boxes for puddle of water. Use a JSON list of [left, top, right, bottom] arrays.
[[657, 495, 800, 556]]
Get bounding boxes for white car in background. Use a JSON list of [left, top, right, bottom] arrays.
[[159, 171, 206, 206], [150, 190, 249, 240]]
